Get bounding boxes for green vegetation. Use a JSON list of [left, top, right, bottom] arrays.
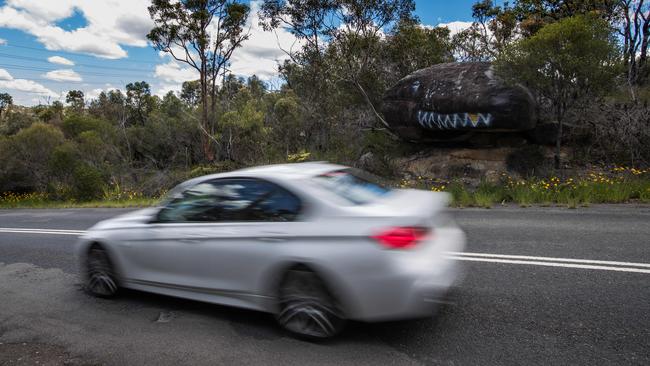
[[398, 168, 650, 208], [1, 0, 649, 208], [3, 167, 648, 209]]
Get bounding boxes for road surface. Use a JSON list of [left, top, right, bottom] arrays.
[[1, 206, 649, 365]]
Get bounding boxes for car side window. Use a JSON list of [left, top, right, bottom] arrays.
[[157, 178, 302, 223]]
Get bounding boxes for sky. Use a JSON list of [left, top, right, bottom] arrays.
[[0, 0, 488, 106]]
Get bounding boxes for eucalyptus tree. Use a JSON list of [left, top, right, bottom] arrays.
[[148, 0, 250, 161], [259, 0, 416, 131]]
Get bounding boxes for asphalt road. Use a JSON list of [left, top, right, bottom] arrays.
[[1, 206, 649, 365]]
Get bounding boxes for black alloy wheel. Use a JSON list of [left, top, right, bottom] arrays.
[[85, 246, 118, 297], [276, 268, 346, 339]]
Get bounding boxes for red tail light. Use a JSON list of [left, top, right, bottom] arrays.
[[371, 227, 430, 249]]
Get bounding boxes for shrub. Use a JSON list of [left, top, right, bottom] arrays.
[[72, 165, 104, 201]]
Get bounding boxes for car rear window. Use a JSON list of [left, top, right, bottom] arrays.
[[311, 169, 391, 205]]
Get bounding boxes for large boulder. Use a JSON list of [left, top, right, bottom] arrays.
[[382, 62, 536, 141]]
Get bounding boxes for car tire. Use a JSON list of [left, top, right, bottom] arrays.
[[276, 267, 346, 339], [85, 245, 119, 298]]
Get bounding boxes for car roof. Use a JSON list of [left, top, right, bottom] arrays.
[[181, 162, 347, 188], [236, 162, 347, 178]]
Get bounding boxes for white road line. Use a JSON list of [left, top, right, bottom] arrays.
[[450, 252, 650, 269], [448, 256, 650, 274], [0, 228, 85, 235]]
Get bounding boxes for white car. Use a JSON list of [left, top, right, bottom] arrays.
[[77, 162, 465, 339]]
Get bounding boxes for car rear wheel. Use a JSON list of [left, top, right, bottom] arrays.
[[85, 246, 118, 298], [276, 268, 346, 339]]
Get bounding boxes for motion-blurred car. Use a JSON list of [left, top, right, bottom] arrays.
[[77, 162, 465, 338]]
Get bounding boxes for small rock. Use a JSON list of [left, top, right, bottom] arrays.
[[155, 311, 175, 323]]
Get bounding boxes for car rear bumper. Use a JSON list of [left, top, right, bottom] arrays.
[[347, 227, 465, 322]]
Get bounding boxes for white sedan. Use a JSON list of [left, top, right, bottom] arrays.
[[77, 162, 465, 339]]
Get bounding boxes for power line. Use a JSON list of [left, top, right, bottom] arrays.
[[0, 64, 153, 78], [0, 52, 155, 72], [1, 43, 161, 64]]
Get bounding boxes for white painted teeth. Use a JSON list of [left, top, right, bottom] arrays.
[[417, 110, 493, 129]]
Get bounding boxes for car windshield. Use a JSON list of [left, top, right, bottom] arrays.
[[311, 169, 391, 205]]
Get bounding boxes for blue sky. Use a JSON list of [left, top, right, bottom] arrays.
[[0, 0, 485, 106]]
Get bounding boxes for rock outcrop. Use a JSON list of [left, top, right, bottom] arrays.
[[382, 62, 537, 141]]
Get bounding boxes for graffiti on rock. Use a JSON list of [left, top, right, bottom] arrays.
[[416, 110, 493, 130]]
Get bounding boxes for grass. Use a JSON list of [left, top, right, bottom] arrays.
[[2, 167, 649, 209], [0, 191, 159, 209], [396, 167, 650, 208]]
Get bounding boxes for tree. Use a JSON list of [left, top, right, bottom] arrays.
[[616, 0, 650, 92], [0, 92, 12, 117], [65, 90, 85, 111], [180, 80, 202, 106], [126, 81, 154, 125], [147, 0, 250, 161], [452, 0, 517, 61], [513, 0, 621, 36], [384, 20, 454, 79], [495, 15, 620, 169], [259, 0, 416, 131]]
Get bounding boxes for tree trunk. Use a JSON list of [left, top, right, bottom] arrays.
[[554, 109, 563, 170], [200, 61, 214, 162]]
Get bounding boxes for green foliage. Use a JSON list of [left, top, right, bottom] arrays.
[[448, 182, 475, 207], [496, 14, 620, 168], [126, 81, 155, 125], [496, 15, 620, 116], [1, 123, 65, 191], [66, 90, 85, 111], [72, 164, 105, 201], [62, 114, 115, 139], [0, 108, 37, 135], [0, 92, 12, 117]]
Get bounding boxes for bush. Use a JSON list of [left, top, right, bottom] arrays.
[[506, 145, 547, 177], [72, 165, 104, 201]]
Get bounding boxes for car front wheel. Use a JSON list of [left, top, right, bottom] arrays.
[[85, 246, 118, 298], [276, 268, 346, 339]]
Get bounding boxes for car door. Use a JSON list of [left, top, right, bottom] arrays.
[[122, 178, 304, 302]]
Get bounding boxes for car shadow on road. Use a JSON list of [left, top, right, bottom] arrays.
[[105, 286, 455, 346]]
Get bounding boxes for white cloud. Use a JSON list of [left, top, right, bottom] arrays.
[[0, 0, 153, 59], [151, 1, 301, 95], [227, 1, 301, 80], [0, 68, 58, 97], [437, 21, 474, 37], [43, 69, 83, 82], [154, 61, 199, 84], [0, 68, 13, 80], [84, 85, 121, 101], [153, 1, 299, 82], [0, 38, 6, 45], [155, 84, 181, 98], [47, 56, 74, 66]]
